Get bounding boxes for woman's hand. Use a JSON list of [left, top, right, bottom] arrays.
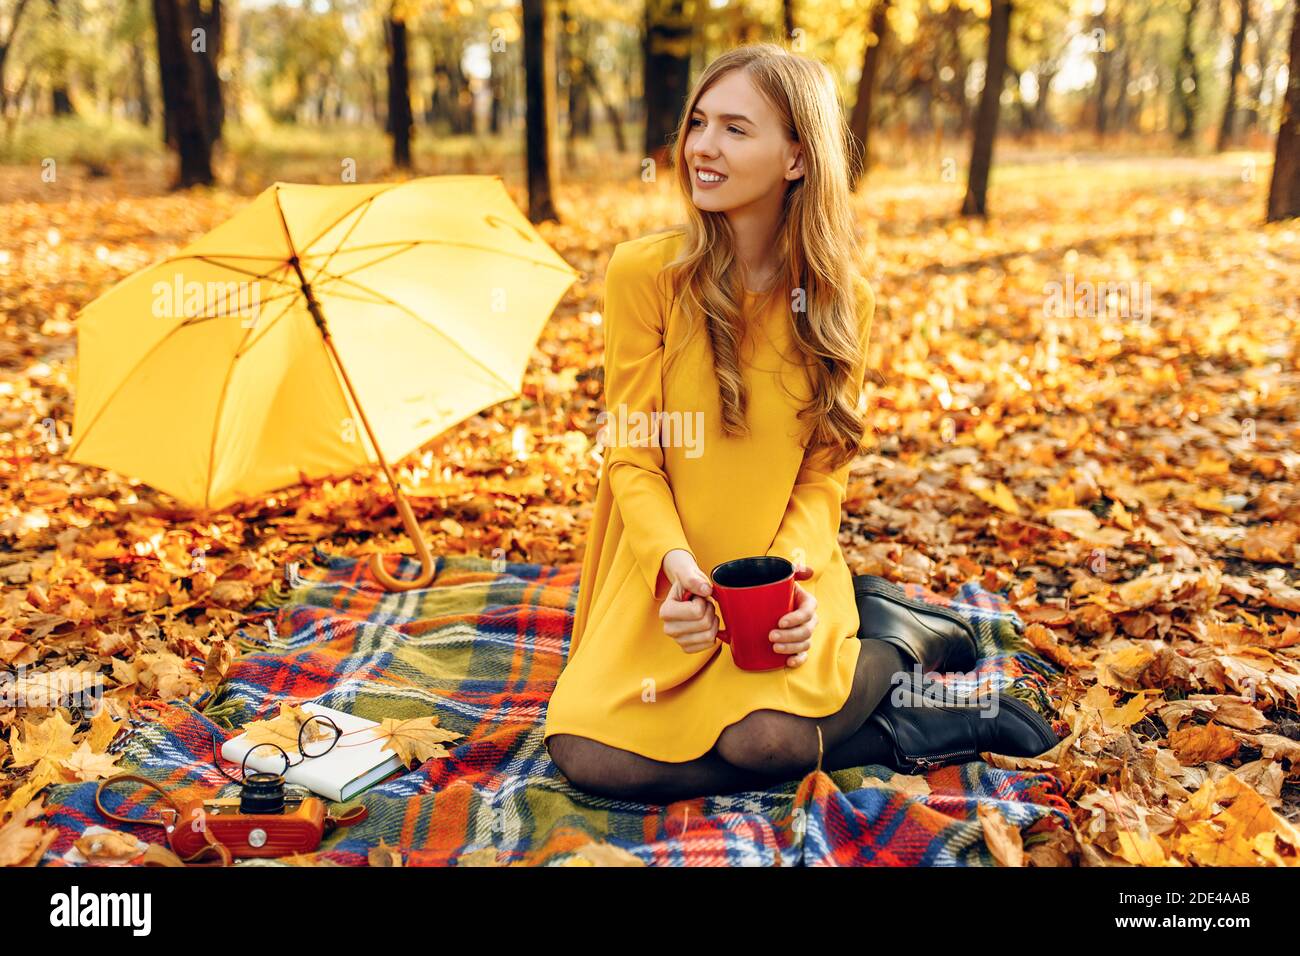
[[658, 549, 719, 653], [771, 564, 816, 668]]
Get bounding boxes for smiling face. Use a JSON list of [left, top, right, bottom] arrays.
[[683, 69, 803, 214]]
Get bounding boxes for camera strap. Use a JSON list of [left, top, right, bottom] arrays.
[[94, 772, 370, 867]]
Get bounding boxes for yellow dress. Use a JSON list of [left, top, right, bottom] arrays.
[[543, 229, 877, 763]]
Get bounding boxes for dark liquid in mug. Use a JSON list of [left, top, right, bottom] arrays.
[[713, 557, 790, 589]]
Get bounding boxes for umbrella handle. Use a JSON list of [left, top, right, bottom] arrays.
[[369, 490, 437, 591]]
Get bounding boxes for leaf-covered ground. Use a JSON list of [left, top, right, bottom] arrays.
[[2, 148, 1299, 866]]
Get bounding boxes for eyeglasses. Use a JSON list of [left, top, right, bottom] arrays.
[[210, 714, 342, 785]]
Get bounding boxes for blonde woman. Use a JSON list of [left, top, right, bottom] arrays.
[[544, 44, 1055, 803]]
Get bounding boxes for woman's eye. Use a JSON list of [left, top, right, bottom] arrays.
[[689, 118, 743, 135]]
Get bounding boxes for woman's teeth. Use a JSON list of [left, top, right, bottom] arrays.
[[698, 171, 727, 182]]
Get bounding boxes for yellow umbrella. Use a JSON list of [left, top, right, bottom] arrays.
[[67, 175, 579, 590]]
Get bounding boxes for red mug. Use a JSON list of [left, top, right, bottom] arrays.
[[682, 556, 814, 671]]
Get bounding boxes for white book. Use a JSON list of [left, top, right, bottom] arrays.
[[221, 702, 405, 802]]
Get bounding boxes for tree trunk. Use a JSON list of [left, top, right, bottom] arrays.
[[951, 16, 973, 133], [961, 0, 1011, 217], [365, 63, 381, 126], [152, 0, 212, 187], [441, 31, 472, 134], [847, 0, 890, 190], [47, 0, 75, 115], [385, 10, 412, 168], [566, 12, 593, 141], [0, 0, 32, 115], [1092, 10, 1111, 135], [1217, 0, 1251, 150], [523, 0, 558, 222], [431, 54, 448, 128], [1113, 11, 1132, 132], [575, 54, 626, 153], [1266, 2, 1300, 220], [489, 38, 506, 135], [133, 34, 152, 126], [642, 0, 692, 167], [1245, 6, 1284, 132], [1174, 0, 1201, 142], [189, 0, 223, 144], [1032, 66, 1056, 131]]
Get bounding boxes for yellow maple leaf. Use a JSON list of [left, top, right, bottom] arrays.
[[240, 703, 330, 755], [74, 828, 146, 864], [561, 841, 646, 866], [376, 716, 462, 768], [85, 707, 122, 753], [1192, 490, 1233, 514], [0, 798, 54, 867], [974, 480, 1021, 515], [60, 741, 121, 782], [10, 712, 78, 769], [0, 761, 60, 823], [1112, 830, 1169, 865], [1168, 721, 1240, 766], [1109, 497, 1134, 531], [1081, 684, 1158, 731]]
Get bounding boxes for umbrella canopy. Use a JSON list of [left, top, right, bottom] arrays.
[[68, 175, 579, 588]]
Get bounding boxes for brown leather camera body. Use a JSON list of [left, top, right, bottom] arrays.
[[164, 795, 328, 858], [95, 772, 369, 865]]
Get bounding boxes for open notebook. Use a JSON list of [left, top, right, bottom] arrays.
[[221, 702, 405, 802]]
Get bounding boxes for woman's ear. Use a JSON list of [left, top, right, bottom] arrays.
[[786, 145, 804, 182]]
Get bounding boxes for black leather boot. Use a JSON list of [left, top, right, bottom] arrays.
[[853, 574, 978, 674], [867, 672, 1059, 773]]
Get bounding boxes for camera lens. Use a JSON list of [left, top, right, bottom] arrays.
[[240, 771, 287, 814]]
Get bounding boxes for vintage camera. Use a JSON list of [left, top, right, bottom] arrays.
[[162, 771, 329, 859], [97, 717, 368, 864]]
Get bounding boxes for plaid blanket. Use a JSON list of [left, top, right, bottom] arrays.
[[38, 548, 1072, 866]]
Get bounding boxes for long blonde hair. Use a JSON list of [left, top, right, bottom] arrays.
[[660, 42, 871, 473]]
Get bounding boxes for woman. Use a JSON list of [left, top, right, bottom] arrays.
[[543, 44, 1054, 804]]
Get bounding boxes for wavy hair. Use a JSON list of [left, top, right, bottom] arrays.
[[659, 42, 871, 473]]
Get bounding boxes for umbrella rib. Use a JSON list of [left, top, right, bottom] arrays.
[[299, 184, 404, 253], [289, 285, 389, 307], [297, 239, 579, 278], [228, 291, 305, 355], [67, 259, 302, 465], [65, 319, 199, 463], [67, 281, 308, 473], [305, 242, 420, 283], [306, 273, 520, 397], [173, 285, 302, 328], [155, 252, 292, 263], [204, 190, 319, 509], [303, 197, 380, 289], [215, 185, 380, 499], [156, 255, 302, 289]]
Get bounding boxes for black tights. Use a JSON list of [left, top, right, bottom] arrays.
[[546, 640, 904, 804]]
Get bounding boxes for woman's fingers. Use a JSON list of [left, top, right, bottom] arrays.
[[663, 596, 712, 630], [772, 634, 813, 654], [769, 617, 814, 649], [676, 635, 717, 653], [662, 592, 720, 651]]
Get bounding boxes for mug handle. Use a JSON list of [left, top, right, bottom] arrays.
[[680, 587, 728, 644]]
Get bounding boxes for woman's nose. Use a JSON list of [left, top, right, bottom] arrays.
[[691, 132, 719, 158]]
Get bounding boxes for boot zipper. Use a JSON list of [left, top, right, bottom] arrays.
[[909, 749, 976, 769]]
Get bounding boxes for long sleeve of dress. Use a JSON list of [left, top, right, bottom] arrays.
[[765, 278, 876, 573], [601, 242, 695, 602]]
